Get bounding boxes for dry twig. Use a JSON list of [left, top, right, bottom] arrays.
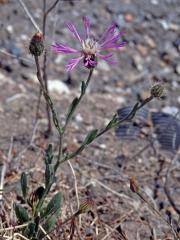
[[17, 0, 41, 32]]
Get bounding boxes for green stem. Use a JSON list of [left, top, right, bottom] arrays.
[[34, 55, 62, 216], [63, 68, 94, 132], [54, 68, 94, 171], [34, 56, 61, 133], [34, 183, 51, 218], [60, 96, 154, 163]]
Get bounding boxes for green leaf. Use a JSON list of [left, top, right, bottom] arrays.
[[45, 192, 61, 218], [106, 114, 118, 129], [21, 172, 28, 200], [13, 203, 29, 224], [34, 216, 40, 233], [83, 129, 98, 145], [23, 222, 36, 238], [65, 97, 79, 124], [37, 215, 57, 239], [81, 81, 86, 95], [45, 164, 54, 188], [43, 215, 57, 233], [44, 144, 53, 165]]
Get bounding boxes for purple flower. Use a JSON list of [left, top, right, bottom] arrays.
[[51, 16, 126, 72]]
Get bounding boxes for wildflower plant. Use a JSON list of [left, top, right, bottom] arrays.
[[11, 15, 162, 239]]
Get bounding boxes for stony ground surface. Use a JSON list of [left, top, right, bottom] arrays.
[[0, 0, 180, 239]]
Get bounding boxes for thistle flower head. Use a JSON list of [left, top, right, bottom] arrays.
[[51, 16, 126, 72], [29, 32, 44, 56], [151, 83, 164, 98]]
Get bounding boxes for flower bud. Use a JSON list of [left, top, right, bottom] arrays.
[[27, 186, 44, 208], [27, 191, 38, 208], [29, 32, 44, 56], [76, 197, 94, 215], [151, 84, 164, 98], [130, 176, 139, 193]]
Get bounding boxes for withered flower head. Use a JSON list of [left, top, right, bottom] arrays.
[[29, 32, 44, 56]]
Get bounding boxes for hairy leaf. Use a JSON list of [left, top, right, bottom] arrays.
[[14, 203, 29, 224], [21, 172, 28, 200]]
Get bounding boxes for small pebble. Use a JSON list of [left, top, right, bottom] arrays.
[[162, 106, 179, 115], [48, 80, 70, 94], [75, 113, 83, 123]]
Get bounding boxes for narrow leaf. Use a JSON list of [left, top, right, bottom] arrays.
[[83, 129, 98, 145], [34, 216, 40, 233], [45, 192, 61, 217], [106, 114, 118, 129], [65, 97, 79, 124], [45, 164, 54, 188], [44, 144, 53, 165], [14, 203, 29, 224], [37, 215, 57, 239], [23, 222, 36, 238], [21, 172, 28, 200]]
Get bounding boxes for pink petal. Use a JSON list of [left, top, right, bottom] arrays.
[[100, 31, 125, 49], [100, 41, 127, 50], [97, 53, 117, 65], [99, 22, 117, 44], [65, 56, 83, 72], [65, 20, 82, 43], [82, 16, 90, 38], [51, 43, 80, 54]]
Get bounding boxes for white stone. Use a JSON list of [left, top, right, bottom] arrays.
[[23, 73, 38, 83], [162, 106, 179, 115], [116, 96, 126, 104], [99, 144, 106, 149], [48, 80, 70, 94], [20, 34, 28, 41], [172, 80, 178, 89], [151, 0, 159, 5], [75, 113, 83, 122], [98, 61, 110, 72], [6, 25, 13, 34], [159, 20, 169, 30]]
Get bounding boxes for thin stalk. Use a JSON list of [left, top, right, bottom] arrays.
[[43, 50, 52, 136], [33, 58, 94, 216], [60, 96, 154, 164], [35, 88, 42, 120], [63, 68, 94, 133], [34, 182, 52, 218], [34, 56, 61, 133], [36, 0, 60, 136], [42, 0, 51, 135], [54, 68, 94, 171]]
